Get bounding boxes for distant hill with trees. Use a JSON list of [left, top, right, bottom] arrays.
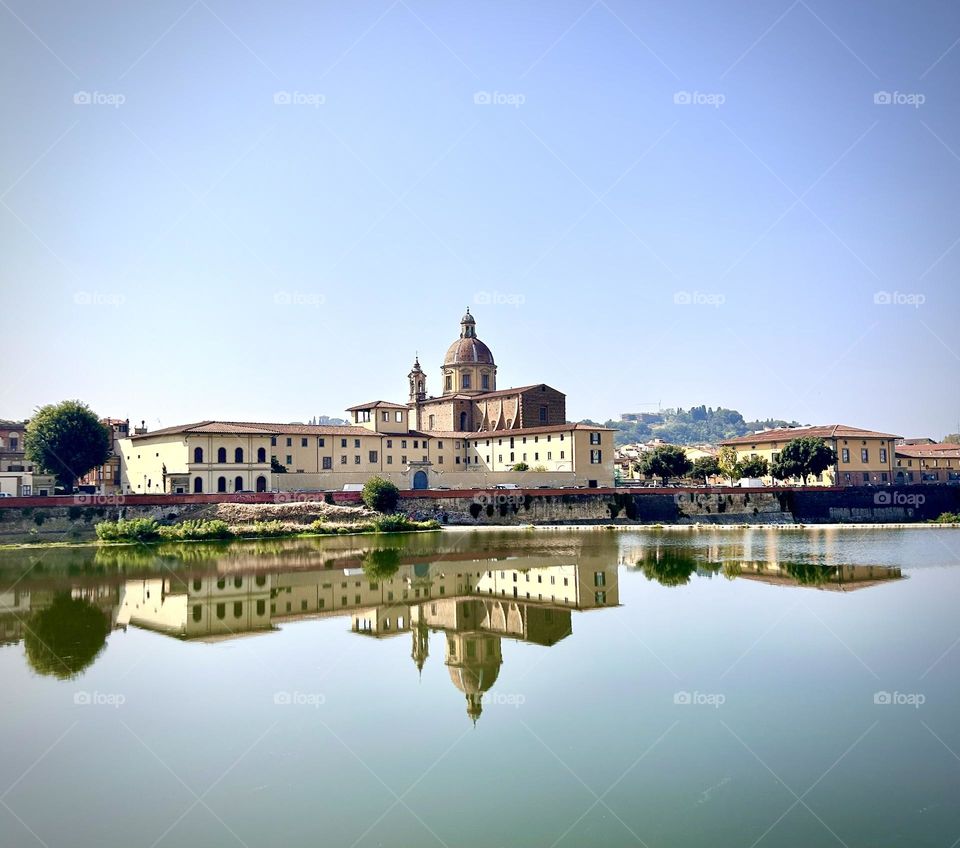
[[582, 406, 800, 446]]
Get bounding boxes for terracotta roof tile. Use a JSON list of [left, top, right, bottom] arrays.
[[720, 425, 901, 445]]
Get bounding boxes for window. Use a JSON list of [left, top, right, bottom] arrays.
[[861, 448, 869, 463], [438, 441, 443, 449], [217, 447, 227, 463], [428, 415, 435, 429], [590, 432, 601, 445], [841, 448, 850, 463], [382, 411, 389, 422], [286, 437, 292, 447], [235, 475, 244, 491], [369, 450, 378, 463], [256, 600, 266, 616], [341, 438, 347, 448], [340, 456, 347, 465], [462, 373, 471, 389], [193, 446, 204, 463], [216, 603, 225, 620], [271, 436, 277, 446], [880, 448, 887, 463], [355, 455, 361, 464], [286, 455, 292, 465], [257, 447, 266, 462], [387, 456, 393, 464], [540, 405, 548, 422], [217, 476, 227, 492], [590, 449, 602, 464], [193, 605, 202, 622], [354, 439, 361, 449], [595, 591, 606, 605], [301, 437, 308, 447], [234, 602, 243, 619], [193, 477, 203, 493], [445, 375, 452, 391], [234, 447, 244, 463], [402, 440, 407, 449], [322, 456, 332, 470], [438, 456, 443, 464], [319, 438, 325, 447], [401, 455, 407, 464], [482, 374, 489, 389], [396, 411, 404, 423]]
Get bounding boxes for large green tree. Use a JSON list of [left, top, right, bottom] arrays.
[[691, 455, 720, 483], [362, 476, 400, 512], [637, 445, 693, 485], [771, 437, 837, 484], [25, 401, 110, 492], [24, 594, 110, 678], [717, 446, 740, 480], [736, 456, 770, 479]]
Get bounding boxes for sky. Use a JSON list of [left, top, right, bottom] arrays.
[[1, 0, 958, 438]]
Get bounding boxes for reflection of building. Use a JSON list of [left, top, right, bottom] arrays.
[[116, 558, 619, 722], [732, 562, 903, 592]]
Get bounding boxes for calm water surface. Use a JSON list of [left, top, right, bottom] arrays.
[[1, 527, 959, 847]]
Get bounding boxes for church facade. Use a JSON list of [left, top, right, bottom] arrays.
[[117, 310, 614, 492]]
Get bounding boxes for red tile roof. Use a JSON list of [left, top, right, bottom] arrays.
[[720, 425, 901, 445], [345, 400, 409, 411], [895, 443, 960, 458], [131, 420, 374, 439]]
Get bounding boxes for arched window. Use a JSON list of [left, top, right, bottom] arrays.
[[233, 602, 243, 619], [193, 446, 203, 463], [234, 447, 244, 463], [216, 603, 225, 620], [257, 447, 266, 463], [192, 605, 202, 622], [217, 476, 227, 493], [428, 415, 435, 429], [217, 447, 227, 463], [235, 475, 244, 491], [256, 475, 267, 492], [193, 477, 203, 493], [460, 411, 468, 431]]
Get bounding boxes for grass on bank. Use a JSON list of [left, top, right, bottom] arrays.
[[94, 514, 440, 543]]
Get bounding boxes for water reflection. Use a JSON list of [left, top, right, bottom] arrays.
[[0, 532, 904, 720]]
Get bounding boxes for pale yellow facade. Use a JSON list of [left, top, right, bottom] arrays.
[[719, 425, 900, 486]]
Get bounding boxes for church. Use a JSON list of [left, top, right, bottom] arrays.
[[404, 308, 567, 434], [118, 309, 614, 493]]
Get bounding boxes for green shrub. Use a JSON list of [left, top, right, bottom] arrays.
[[934, 512, 960, 524], [373, 514, 413, 532], [159, 519, 233, 541], [95, 518, 161, 542], [33, 512, 46, 526], [362, 476, 400, 513], [511, 462, 529, 472], [68, 506, 83, 520]]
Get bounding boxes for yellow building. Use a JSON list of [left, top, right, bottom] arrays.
[[894, 443, 960, 484], [118, 310, 616, 492], [719, 425, 901, 486]]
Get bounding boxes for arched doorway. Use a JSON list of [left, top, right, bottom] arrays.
[[413, 470, 428, 490], [459, 411, 468, 430], [255, 475, 267, 492], [193, 477, 203, 493], [217, 476, 227, 493], [234, 476, 244, 492]]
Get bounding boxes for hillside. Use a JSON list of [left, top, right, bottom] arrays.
[[583, 406, 800, 446]]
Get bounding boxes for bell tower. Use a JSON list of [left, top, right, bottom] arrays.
[[408, 355, 426, 403]]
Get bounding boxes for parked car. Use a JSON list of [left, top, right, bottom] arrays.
[[0, 491, 14, 497]]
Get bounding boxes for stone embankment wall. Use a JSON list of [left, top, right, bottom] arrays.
[[0, 486, 956, 543]]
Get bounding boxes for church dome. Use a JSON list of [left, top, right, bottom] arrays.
[[443, 308, 495, 366], [444, 337, 495, 366]]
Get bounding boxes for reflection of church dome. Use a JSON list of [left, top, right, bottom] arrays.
[[447, 662, 500, 696], [445, 630, 502, 723], [443, 308, 495, 366]]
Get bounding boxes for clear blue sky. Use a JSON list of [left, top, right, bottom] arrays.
[[2, 0, 958, 438]]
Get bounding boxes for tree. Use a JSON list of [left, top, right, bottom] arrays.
[[637, 552, 698, 587], [691, 455, 720, 482], [771, 437, 837, 484], [362, 476, 400, 512], [25, 401, 110, 492], [637, 445, 692, 484], [736, 456, 769, 479], [717, 446, 739, 480], [271, 457, 287, 473], [362, 547, 401, 580], [510, 462, 529, 472], [24, 594, 110, 678], [944, 433, 960, 445]]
